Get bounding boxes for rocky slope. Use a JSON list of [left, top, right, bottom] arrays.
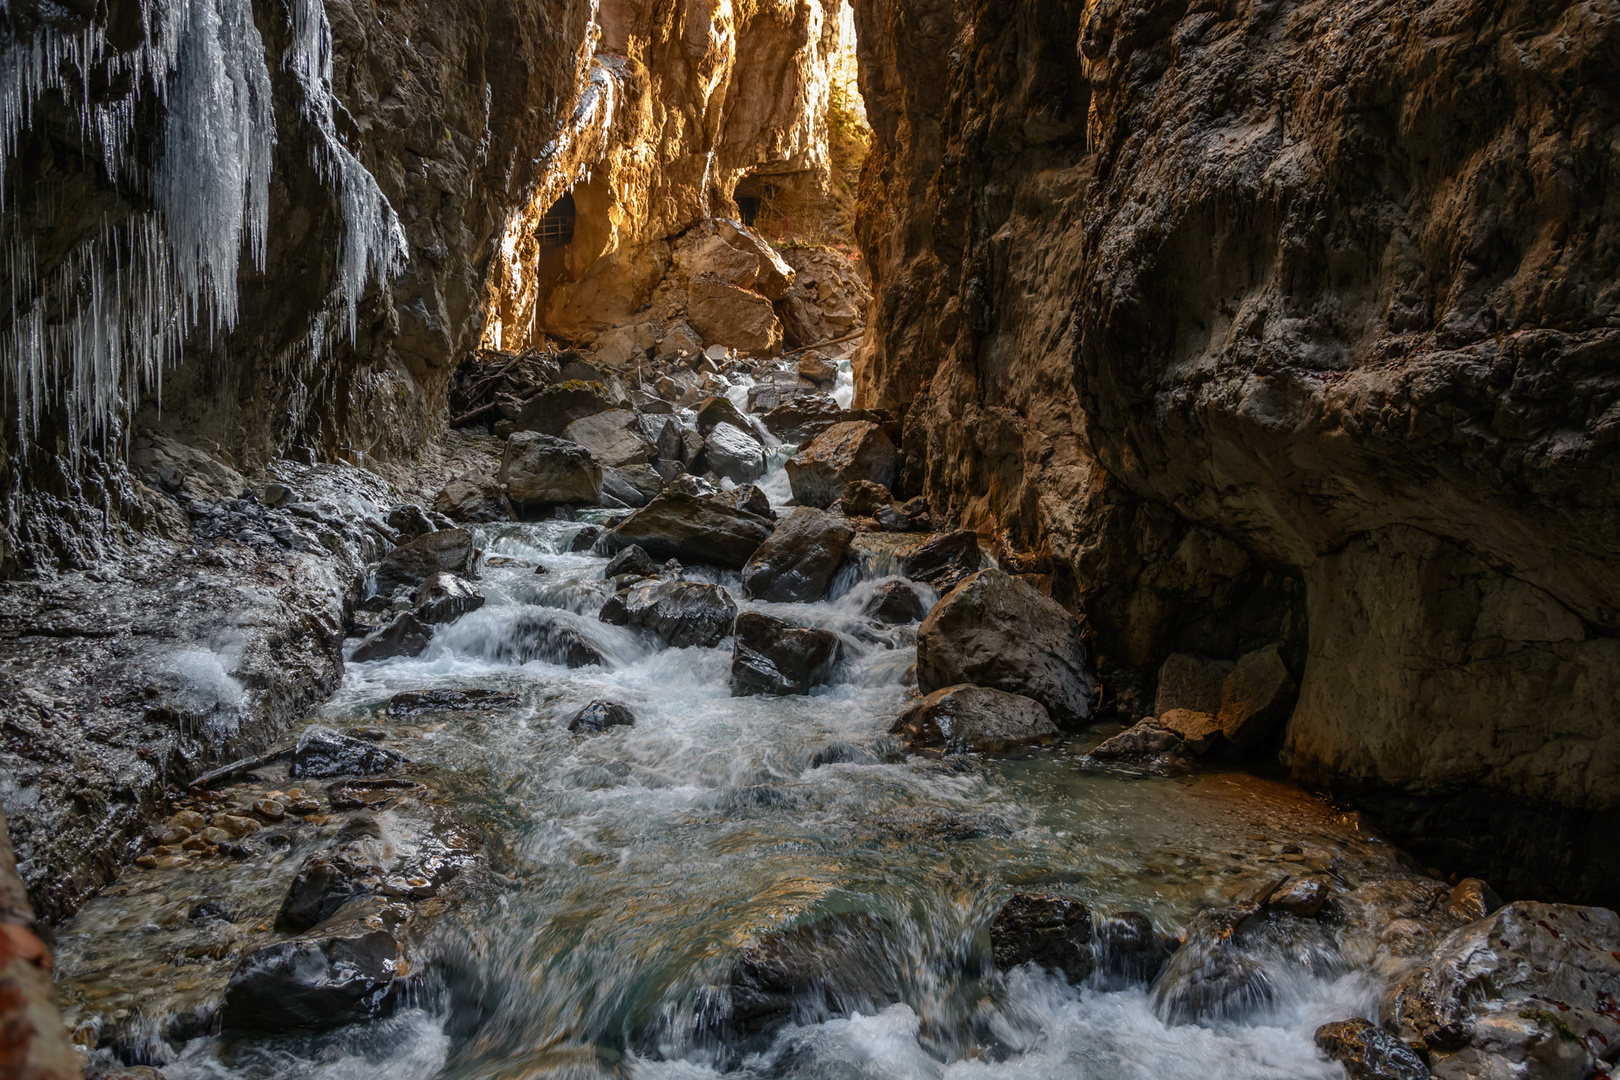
[[851, 0, 1620, 904]]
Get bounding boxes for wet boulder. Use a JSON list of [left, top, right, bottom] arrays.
[[730, 612, 840, 696], [1314, 1018, 1432, 1080], [599, 580, 737, 648], [386, 689, 519, 715], [898, 530, 982, 590], [514, 380, 619, 436], [785, 421, 899, 508], [890, 685, 1059, 755], [493, 612, 608, 667], [499, 431, 603, 508], [1268, 876, 1331, 918], [1154, 906, 1341, 1025], [385, 503, 438, 541], [728, 912, 902, 1028], [374, 527, 476, 595], [290, 725, 407, 779], [412, 572, 484, 624], [797, 351, 839, 387], [562, 409, 655, 467], [760, 393, 841, 445], [863, 579, 929, 624], [741, 507, 854, 603], [600, 490, 775, 569], [433, 472, 513, 523], [569, 700, 637, 734], [917, 568, 1095, 725], [990, 894, 1093, 982], [1385, 902, 1620, 1080], [703, 421, 766, 485], [724, 484, 775, 519], [1217, 644, 1298, 750], [350, 611, 432, 662], [604, 544, 659, 579], [1095, 911, 1170, 986], [1088, 722, 1192, 773], [223, 898, 412, 1033]]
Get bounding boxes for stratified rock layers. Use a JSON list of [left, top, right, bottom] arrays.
[[852, 0, 1620, 903]]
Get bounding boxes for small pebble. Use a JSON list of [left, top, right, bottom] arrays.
[[251, 799, 286, 821]]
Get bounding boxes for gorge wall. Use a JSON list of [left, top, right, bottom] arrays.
[[851, 0, 1620, 904]]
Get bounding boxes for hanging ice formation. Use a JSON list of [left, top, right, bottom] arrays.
[[0, 0, 405, 455]]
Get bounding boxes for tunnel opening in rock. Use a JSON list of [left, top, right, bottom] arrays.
[[537, 192, 577, 247]]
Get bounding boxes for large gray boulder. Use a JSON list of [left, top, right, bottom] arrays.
[[599, 580, 737, 648], [916, 568, 1096, 725], [759, 393, 841, 445], [374, 528, 476, 595], [785, 421, 899, 508], [1385, 902, 1620, 1080], [704, 421, 766, 485], [601, 490, 774, 569], [687, 279, 782, 355], [741, 506, 854, 603], [889, 685, 1059, 755], [433, 472, 513, 523], [562, 409, 655, 467], [499, 431, 603, 508]]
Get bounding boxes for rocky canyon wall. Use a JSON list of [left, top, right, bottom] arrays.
[[851, 0, 1620, 903]]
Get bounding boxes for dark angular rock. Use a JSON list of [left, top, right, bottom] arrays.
[[990, 893, 1093, 982], [513, 380, 618, 437], [730, 611, 840, 696], [876, 496, 931, 533], [433, 472, 513, 523], [838, 479, 892, 518], [569, 525, 603, 552], [412, 571, 485, 624], [385, 504, 437, 542], [1314, 1018, 1431, 1080], [569, 700, 636, 734], [785, 421, 899, 508], [694, 394, 751, 435], [863, 580, 929, 624], [917, 568, 1096, 724], [385, 689, 519, 715], [601, 463, 665, 508], [499, 431, 603, 508], [1087, 719, 1186, 763], [600, 490, 775, 569], [289, 725, 407, 779], [898, 530, 982, 591], [1153, 906, 1341, 1025], [728, 912, 902, 1028], [759, 393, 841, 445], [223, 899, 411, 1033], [725, 483, 776, 520], [742, 506, 855, 603], [350, 611, 432, 662], [1268, 876, 1330, 918], [890, 684, 1059, 755], [599, 580, 737, 648], [604, 544, 658, 579], [493, 612, 608, 667], [1217, 643, 1298, 750], [374, 527, 476, 595]]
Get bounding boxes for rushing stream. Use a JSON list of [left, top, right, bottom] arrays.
[[55, 448, 1416, 1080]]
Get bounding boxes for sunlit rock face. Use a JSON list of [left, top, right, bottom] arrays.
[[0, 0, 596, 573], [851, 0, 1620, 903], [481, 0, 851, 347]]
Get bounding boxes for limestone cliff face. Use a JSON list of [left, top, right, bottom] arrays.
[[0, 0, 596, 574], [483, 0, 849, 346], [852, 0, 1620, 902]]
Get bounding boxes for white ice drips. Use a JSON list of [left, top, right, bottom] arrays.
[[0, 0, 406, 453]]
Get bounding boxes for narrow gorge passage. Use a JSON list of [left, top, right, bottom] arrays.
[[1, 0, 1617, 1079]]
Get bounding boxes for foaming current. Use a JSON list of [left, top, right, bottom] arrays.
[[163, 483, 1379, 1078]]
